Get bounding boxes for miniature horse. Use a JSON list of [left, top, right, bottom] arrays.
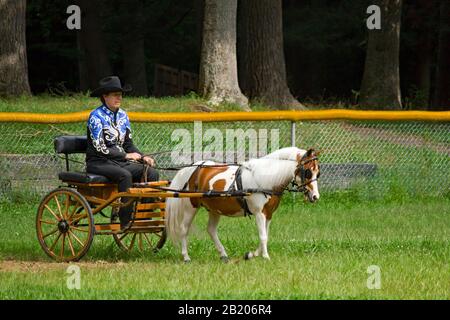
[[165, 147, 320, 262]]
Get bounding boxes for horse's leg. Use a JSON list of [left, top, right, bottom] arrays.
[[180, 207, 197, 263], [265, 219, 272, 258], [257, 212, 270, 259], [207, 212, 229, 263], [266, 219, 272, 242], [245, 212, 270, 260]]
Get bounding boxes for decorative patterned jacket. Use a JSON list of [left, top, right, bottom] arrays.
[[86, 105, 142, 162]]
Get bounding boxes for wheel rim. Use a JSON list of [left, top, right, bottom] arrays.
[[112, 224, 166, 253], [37, 189, 94, 262]]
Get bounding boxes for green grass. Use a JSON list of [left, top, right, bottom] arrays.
[[0, 93, 252, 113], [0, 193, 449, 299], [0, 93, 330, 113]]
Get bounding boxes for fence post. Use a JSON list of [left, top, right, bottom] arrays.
[[291, 121, 296, 147]]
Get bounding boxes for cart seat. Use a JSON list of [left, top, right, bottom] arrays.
[[55, 135, 88, 154], [58, 172, 112, 184], [55, 135, 114, 185]]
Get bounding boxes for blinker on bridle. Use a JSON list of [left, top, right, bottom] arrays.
[[292, 155, 320, 194]]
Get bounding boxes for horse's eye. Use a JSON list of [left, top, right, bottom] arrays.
[[305, 170, 312, 179]]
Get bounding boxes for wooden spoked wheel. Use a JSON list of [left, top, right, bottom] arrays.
[[111, 213, 166, 253], [36, 188, 94, 262]]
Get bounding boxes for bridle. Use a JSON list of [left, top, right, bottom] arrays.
[[292, 155, 321, 195]]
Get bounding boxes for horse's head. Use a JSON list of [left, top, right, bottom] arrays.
[[295, 148, 321, 203]]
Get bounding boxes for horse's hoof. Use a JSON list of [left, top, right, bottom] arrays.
[[220, 256, 229, 263], [244, 252, 252, 260], [184, 259, 191, 264]]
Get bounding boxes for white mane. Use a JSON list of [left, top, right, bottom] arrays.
[[240, 147, 307, 190], [262, 147, 307, 161]]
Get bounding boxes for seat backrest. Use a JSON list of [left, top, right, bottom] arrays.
[[54, 136, 87, 154]]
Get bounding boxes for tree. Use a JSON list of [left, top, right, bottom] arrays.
[[75, 0, 112, 92], [119, 0, 148, 96], [401, 0, 441, 109], [238, 0, 304, 109], [360, 0, 403, 110], [432, 0, 450, 109], [0, 0, 31, 96], [199, 0, 249, 109]]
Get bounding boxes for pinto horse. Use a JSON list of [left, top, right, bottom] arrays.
[[165, 147, 320, 262]]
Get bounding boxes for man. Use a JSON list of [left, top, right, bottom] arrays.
[[86, 76, 158, 230]]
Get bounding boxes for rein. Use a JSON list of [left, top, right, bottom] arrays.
[[290, 178, 319, 194], [136, 158, 319, 198], [66, 151, 320, 197]]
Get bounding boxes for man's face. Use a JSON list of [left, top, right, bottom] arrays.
[[103, 92, 122, 110]]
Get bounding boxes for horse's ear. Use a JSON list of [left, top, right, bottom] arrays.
[[307, 148, 321, 157], [296, 152, 302, 162]]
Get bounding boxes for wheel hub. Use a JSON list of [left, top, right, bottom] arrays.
[[58, 220, 70, 233]]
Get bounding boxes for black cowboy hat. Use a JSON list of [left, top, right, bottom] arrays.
[[90, 76, 132, 97]]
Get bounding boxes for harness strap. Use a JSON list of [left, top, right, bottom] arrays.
[[166, 163, 292, 216], [233, 166, 253, 217], [181, 161, 205, 192]]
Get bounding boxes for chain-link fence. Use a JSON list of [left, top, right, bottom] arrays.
[[0, 116, 449, 201]]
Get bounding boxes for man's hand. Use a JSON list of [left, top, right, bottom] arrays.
[[125, 152, 142, 162], [142, 156, 155, 167]]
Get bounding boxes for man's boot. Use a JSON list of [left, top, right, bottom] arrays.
[[118, 203, 134, 231]]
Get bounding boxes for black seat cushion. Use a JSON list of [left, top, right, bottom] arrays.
[[54, 136, 87, 154], [59, 172, 113, 184]]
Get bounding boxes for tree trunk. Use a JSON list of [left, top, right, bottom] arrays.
[[360, 0, 403, 110], [76, 32, 89, 93], [414, 33, 433, 106], [199, 0, 249, 109], [75, 0, 112, 92], [402, 0, 439, 109], [411, 1, 435, 107], [120, 0, 148, 96], [0, 0, 31, 96], [432, 0, 450, 110], [238, 0, 304, 109], [194, 0, 204, 60]]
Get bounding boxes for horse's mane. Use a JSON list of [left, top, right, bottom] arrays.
[[261, 147, 306, 161], [239, 147, 307, 191]]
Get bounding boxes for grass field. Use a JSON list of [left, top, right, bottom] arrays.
[[0, 193, 448, 300], [0, 94, 252, 113], [0, 93, 336, 113]]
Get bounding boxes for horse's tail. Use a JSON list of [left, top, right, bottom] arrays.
[[165, 162, 208, 245]]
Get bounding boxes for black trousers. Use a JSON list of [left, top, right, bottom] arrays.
[[87, 160, 159, 221], [87, 159, 159, 193]]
